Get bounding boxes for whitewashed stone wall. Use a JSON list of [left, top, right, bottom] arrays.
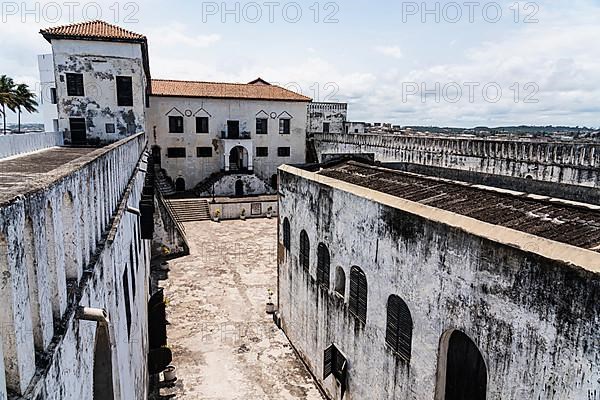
[[277, 166, 600, 400], [307, 103, 347, 134], [313, 133, 600, 188], [50, 39, 148, 144], [0, 133, 150, 399], [0, 132, 63, 160], [148, 96, 308, 190]]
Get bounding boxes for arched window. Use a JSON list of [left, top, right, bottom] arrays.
[[316, 243, 330, 289], [175, 177, 185, 192], [349, 266, 367, 323], [299, 230, 310, 272], [441, 330, 487, 400], [235, 179, 244, 196], [283, 218, 291, 251], [386, 295, 413, 362], [334, 266, 346, 297]]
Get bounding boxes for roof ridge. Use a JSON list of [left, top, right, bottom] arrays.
[[40, 19, 146, 40], [152, 78, 278, 87]]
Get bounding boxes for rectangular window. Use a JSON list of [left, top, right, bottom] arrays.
[[116, 76, 133, 106], [256, 118, 268, 134], [196, 117, 209, 134], [66, 73, 84, 96], [105, 123, 115, 134], [227, 120, 240, 138], [196, 147, 212, 157], [167, 147, 186, 158], [278, 147, 291, 157], [256, 147, 269, 157], [279, 118, 291, 135], [323, 122, 330, 133], [169, 116, 184, 133], [50, 87, 57, 104]]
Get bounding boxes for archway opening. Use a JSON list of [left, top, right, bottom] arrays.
[[437, 330, 487, 400], [229, 146, 249, 172], [235, 179, 244, 197], [175, 177, 185, 192], [93, 324, 114, 400], [270, 174, 278, 191]]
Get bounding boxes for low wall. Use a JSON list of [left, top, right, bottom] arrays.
[[208, 198, 278, 220], [0, 131, 63, 159]]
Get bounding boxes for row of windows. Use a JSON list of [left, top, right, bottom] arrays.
[[166, 146, 291, 159], [283, 219, 414, 363], [168, 116, 292, 135], [66, 73, 134, 107]]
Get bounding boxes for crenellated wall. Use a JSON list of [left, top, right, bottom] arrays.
[[313, 133, 600, 188], [0, 133, 150, 399]]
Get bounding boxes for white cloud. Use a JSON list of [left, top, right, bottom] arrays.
[[375, 45, 403, 59]]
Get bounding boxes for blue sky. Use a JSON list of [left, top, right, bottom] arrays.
[[2, 0, 599, 127]]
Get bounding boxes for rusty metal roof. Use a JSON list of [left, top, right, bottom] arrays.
[[40, 20, 146, 42], [151, 79, 312, 102], [317, 161, 600, 252]]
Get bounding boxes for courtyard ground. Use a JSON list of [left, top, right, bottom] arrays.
[[161, 218, 324, 400]]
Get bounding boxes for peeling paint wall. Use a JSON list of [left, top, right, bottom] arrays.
[[197, 174, 275, 197], [148, 96, 307, 190], [314, 133, 600, 188], [307, 103, 347, 134], [277, 169, 600, 400], [0, 133, 150, 399], [51, 39, 147, 145]]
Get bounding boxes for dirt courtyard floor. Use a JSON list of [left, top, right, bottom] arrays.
[[161, 218, 324, 400]]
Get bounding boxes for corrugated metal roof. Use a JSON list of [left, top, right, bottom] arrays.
[[318, 161, 600, 252]]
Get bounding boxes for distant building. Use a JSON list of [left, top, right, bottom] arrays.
[[344, 122, 366, 134], [37, 54, 58, 133], [277, 160, 600, 400], [307, 102, 348, 134]]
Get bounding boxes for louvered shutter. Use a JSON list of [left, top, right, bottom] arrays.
[[317, 243, 330, 289], [386, 295, 413, 362], [323, 344, 334, 380], [283, 218, 291, 250]]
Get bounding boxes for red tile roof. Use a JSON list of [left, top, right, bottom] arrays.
[[40, 20, 146, 42], [150, 79, 312, 102]]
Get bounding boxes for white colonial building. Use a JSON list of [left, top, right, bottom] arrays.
[[38, 20, 310, 196]]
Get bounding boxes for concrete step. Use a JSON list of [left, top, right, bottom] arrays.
[[165, 199, 211, 222]]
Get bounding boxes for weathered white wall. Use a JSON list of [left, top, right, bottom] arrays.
[[208, 200, 277, 220], [314, 133, 600, 188], [51, 39, 147, 144], [198, 174, 274, 197], [38, 54, 59, 133], [277, 168, 600, 400], [307, 103, 347, 134], [147, 96, 307, 190], [0, 133, 150, 399], [0, 131, 63, 160]]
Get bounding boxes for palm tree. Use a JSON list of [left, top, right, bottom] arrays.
[[0, 75, 17, 134], [14, 83, 38, 133]]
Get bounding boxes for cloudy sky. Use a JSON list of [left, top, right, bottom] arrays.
[[1, 0, 599, 127]]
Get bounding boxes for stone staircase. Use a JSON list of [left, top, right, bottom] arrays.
[[164, 199, 211, 222], [156, 169, 176, 196], [193, 172, 226, 196]]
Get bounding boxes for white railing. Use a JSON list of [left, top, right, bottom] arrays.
[[0, 131, 63, 160]]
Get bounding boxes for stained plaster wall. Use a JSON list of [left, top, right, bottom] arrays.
[[313, 133, 600, 188], [0, 133, 150, 399], [50, 39, 147, 145], [307, 103, 347, 134], [277, 167, 600, 400], [147, 96, 307, 189]]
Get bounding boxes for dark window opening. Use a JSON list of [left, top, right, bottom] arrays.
[[197, 147, 213, 157], [50, 87, 57, 104], [116, 76, 133, 106], [256, 118, 268, 134], [278, 147, 291, 157], [196, 117, 209, 133], [323, 122, 330, 133], [299, 230, 310, 272], [283, 218, 291, 251], [386, 295, 413, 362], [105, 123, 115, 134], [167, 147, 186, 158], [323, 344, 348, 399], [227, 120, 240, 138], [69, 118, 86, 144], [444, 331, 487, 400], [334, 267, 345, 296], [270, 174, 278, 191], [256, 147, 269, 157], [279, 118, 291, 134], [175, 177, 186, 192], [66, 73, 84, 96], [235, 179, 244, 196], [122, 268, 132, 338], [349, 266, 367, 323], [169, 116, 184, 133], [317, 243, 330, 290]]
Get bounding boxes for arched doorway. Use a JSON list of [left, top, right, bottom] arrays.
[[235, 179, 244, 196], [229, 146, 249, 172], [436, 330, 487, 400], [175, 177, 185, 192], [93, 324, 114, 400], [270, 174, 278, 191]]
